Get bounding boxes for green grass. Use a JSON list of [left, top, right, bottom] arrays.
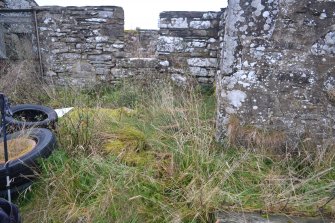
[[13, 80, 335, 222]]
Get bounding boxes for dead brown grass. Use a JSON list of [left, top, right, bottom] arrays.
[[0, 60, 49, 104], [227, 115, 287, 151]]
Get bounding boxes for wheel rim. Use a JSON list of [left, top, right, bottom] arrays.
[[0, 137, 36, 163]]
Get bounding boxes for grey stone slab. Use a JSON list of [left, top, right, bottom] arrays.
[[216, 212, 334, 223]]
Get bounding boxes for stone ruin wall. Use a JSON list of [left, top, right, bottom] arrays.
[[1, 0, 37, 9], [37, 6, 124, 86], [216, 0, 335, 146], [37, 7, 169, 85], [0, 0, 38, 61], [124, 29, 158, 58], [157, 11, 223, 84], [1, 2, 223, 86], [110, 29, 165, 85]]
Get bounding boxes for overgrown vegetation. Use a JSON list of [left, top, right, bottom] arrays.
[[0, 64, 334, 222], [0, 60, 49, 104]]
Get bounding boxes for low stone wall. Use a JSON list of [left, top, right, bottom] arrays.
[[110, 58, 168, 84], [216, 0, 335, 146], [157, 11, 222, 84], [1, 4, 224, 87], [124, 29, 158, 58], [37, 6, 124, 86]]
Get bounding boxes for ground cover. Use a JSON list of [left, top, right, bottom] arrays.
[[5, 79, 334, 222]]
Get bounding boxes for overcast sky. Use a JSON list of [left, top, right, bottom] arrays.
[[35, 0, 226, 29]]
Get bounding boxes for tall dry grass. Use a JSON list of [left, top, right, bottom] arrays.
[[10, 78, 334, 222], [0, 60, 49, 104]]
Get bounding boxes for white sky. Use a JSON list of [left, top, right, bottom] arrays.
[[35, 0, 227, 29]]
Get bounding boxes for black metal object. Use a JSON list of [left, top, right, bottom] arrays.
[[319, 188, 335, 212], [0, 93, 12, 202]]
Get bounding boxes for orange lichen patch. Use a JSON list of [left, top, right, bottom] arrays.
[[0, 138, 36, 162]]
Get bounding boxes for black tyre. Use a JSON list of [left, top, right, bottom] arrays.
[[0, 128, 57, 194], [0, 181, 32, 198], [5, 104, 58, 131]]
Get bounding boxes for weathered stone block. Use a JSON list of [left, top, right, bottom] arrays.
[[87, 54, 112, 61], [187, 40, 207, 48], [159, 17, 188, 29], [311, 31, 335, 56], [202, 12, 219, 20], [190, 20, 211, 29], [71, 61, 95, 77], [189, 67, 215, 77], [59, 53, 81, 60], [86, 36, 109, 43], [98, 11, 114, 18], [187, 58, 218, 68], [157, 36, 185, 52]]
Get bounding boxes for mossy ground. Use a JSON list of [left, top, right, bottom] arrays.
[[11, 81, 335, 222]]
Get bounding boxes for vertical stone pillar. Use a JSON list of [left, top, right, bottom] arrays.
[[216, 0, 335, 147]]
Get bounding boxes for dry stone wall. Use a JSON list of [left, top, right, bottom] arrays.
[[124, 29, 158, 58], [37, 6, 124, 86], [0, 0, 37, 60], [110, 58, 169, 84], [157, 11, 222, 84], [217, 0, 335, 146], [1, 2, 224, 87]]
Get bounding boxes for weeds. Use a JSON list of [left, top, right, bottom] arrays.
[[0, 60, 49, 104], [13, 79, 335, 222]]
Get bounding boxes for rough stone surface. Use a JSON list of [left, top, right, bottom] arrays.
[[0, 1, 37, 60], [158, 11, 223, 84], [215, 212, 334, 223], [124, 29, 158, 58], [216, 0, 335, 146], [3, 0, 37, 9], [0, 3, 35, 60], [109, 58, 168, 84], [37, 6, 124, 86]]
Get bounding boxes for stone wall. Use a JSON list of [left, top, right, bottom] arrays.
[[124, 29, 158, 58], [1, 3, 224, 86], [0, 1, 36, 60], [110, 58, 168, 84], [216, 0, 335, 146], [37, 6, 124, 86], [157, 11, 222, 84], [3, 0, 37, 9]]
